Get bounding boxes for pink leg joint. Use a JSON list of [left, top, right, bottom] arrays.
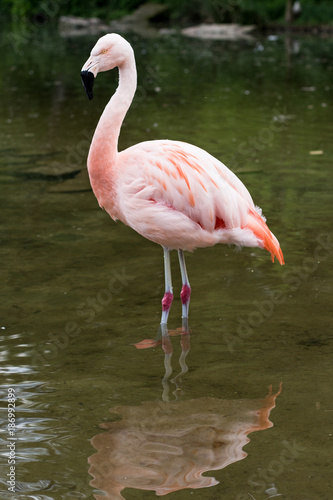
[[180, 284, 191, 304], [162, 291, 173, 311]]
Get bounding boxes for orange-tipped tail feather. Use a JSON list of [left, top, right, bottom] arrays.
[[246, 208, 284, 265]]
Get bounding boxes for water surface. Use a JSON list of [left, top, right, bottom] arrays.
[[1, 25, 333, 500]]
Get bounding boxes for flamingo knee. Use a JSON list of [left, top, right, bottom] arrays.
[[180, 284, 191, 305]]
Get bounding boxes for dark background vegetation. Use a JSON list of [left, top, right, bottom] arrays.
[[1, 0, 333, 27]]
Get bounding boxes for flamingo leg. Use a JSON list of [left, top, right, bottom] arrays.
[[178, 249, 191, 331], [159, 247, 173, 335], [161, 348, 173, 402]]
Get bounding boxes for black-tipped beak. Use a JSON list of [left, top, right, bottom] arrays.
[[81, 70, 95, 100]]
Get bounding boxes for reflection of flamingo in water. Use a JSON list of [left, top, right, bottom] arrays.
[[88, 384, 282, 499], [160, 329, 191, 401], [81, 34, 284, 335]]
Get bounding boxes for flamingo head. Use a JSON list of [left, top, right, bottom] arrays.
[[81, 33, 133, 100]]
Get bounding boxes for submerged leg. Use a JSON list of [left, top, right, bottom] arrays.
[[178, 249, 191, 331], [159, 247, 173, 335]]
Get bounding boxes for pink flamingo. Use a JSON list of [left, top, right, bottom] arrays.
[[81, 34, 284, 335]]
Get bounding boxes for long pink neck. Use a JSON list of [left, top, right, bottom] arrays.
[[87, 50, 137, 209]]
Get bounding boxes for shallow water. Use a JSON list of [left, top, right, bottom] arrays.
[[1, 24, 333, 500]]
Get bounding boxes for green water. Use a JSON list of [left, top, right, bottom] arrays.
[[1, 25, 333, 500]]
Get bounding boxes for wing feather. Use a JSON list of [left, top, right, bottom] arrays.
[[116, 139, 284, 263], [120, 140, 254, 232]]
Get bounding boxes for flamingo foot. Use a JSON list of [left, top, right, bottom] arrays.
[[133, 339, 162, 349], [168, 324, 191, 336]]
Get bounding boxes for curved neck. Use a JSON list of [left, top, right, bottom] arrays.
[[88, 50, 137, 169]]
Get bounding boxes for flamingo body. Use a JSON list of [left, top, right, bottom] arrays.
[[81, 34, 284, 334], [98, 139, 281, 259]]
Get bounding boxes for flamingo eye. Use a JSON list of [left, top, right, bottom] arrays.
[[101, 49, 108, 54]]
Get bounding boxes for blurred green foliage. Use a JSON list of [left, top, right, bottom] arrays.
[[0, 0, 332, 25]]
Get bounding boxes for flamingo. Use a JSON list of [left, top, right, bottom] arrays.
[[80, 33, 284, 336]]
